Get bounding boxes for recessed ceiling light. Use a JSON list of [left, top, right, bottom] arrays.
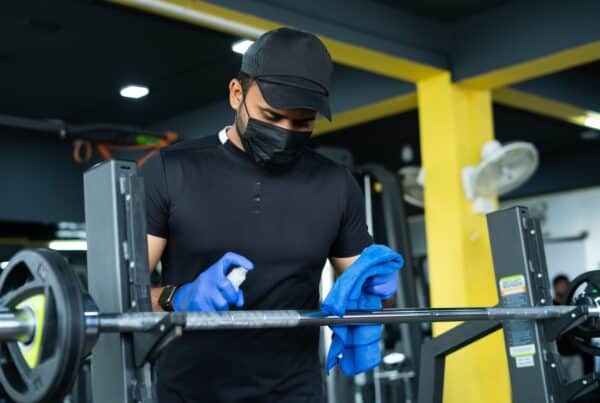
[[120, 85, 149, 99], [232, 39, 254, 55], [0, 261, 8, 269], [584, 114, 600, 130]]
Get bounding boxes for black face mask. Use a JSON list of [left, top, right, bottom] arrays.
[[235, 101, 312, 167]]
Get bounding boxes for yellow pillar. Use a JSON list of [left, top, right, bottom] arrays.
[[417, 73, 511, 403]]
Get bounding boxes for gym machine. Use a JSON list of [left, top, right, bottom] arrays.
[[418, 207, 600, 403], [0, 160, 598, 402], [359, 164, 422, 402]]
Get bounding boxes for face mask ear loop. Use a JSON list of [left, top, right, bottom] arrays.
[[242, 97, 252, 121], [235, 94, 250, 136]]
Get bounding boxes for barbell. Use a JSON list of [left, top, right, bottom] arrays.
[[0, 248, 599, 403]]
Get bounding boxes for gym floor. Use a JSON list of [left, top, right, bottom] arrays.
[[1, 1, 600, 402]]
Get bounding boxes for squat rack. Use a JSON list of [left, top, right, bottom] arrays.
[[82, 160, 599, 403]]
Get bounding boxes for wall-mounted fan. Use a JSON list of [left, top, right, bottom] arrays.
[[462, 140, 539, 213]]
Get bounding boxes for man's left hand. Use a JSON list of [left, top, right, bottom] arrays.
[[363, 271, 397, 300]]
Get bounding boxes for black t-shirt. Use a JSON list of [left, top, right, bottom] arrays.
[[140, 131, 372, 403]]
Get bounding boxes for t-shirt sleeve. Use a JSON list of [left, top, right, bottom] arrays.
[[330, 168, 373, 258], [139, 151, 170, 238]]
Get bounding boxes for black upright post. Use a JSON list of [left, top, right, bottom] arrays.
[[84, 160, 155, 402], [487, 207, 563, 403], [418, 206, 568, 403]]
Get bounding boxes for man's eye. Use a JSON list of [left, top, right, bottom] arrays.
[[265, 113, 279, 121], [295, 121, 312, 128]]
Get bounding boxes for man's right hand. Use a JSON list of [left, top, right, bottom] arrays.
[[173, 252, 254, 312]]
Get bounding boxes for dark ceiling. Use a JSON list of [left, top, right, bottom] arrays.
[[491, 105, 600, 199], [0, 0, 242, 126], [573, 61, 600, 78], [0, 0, 401, 130], [376, 0, 510, 21], [2, 0, 600, 217]]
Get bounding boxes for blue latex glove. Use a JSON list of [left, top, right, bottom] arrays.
[[173, 252, 254, 311], [323, 244, 403, 376]]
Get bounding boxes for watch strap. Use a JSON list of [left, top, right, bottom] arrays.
[[159, 285, 180, 312]]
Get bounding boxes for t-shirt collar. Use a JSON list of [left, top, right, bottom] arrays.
[[218, 125, 231, 145]]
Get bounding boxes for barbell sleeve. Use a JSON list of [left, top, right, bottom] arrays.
[[0, 309, 35, 342]]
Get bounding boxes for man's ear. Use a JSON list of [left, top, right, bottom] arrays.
[[228, 79, 243, 111]]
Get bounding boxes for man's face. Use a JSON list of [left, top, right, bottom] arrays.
[[229, 79, 317, 133], [554, 279, 568, 298]]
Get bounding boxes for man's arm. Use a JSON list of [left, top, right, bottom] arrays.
[[148, 234, 167, 311], [330, 255, 359, 276]]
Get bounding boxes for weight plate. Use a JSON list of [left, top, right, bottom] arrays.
[[561, 270, 600, 356], [0, 249, 86, 403]]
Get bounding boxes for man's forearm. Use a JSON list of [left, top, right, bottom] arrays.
[[151, 287, 165, 312]]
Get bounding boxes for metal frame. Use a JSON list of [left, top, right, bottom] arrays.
[[360, 165, 422, 365], [361, 165, 422, 402], [84, 160, 155, 402], [418, 320, 502, 403], [488, 206, 561, 403], [417, 207, 599, 403]]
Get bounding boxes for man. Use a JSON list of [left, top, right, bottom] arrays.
[[141, 28, 394, 402], [552, 274, 569, 305]]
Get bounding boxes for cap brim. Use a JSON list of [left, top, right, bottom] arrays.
[[256, 79, 332, 121]]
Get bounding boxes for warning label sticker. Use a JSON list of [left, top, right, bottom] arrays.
[[509, 344, 536, 357], [499, 275, 527, 297], [500, 274, 537, 369], [515, 356, 535, 368]]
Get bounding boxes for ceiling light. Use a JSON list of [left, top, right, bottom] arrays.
[[120, 85, 149, 99], [583, 114, 600, 130], [232, 39, 254, 55], [48, 240, 87, 251], [0, 262, 8, 269]]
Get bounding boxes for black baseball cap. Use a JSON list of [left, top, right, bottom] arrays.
[[241, 27, 333, 121]]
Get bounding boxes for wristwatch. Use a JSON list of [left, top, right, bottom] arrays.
[[158, 285, 180, 312]]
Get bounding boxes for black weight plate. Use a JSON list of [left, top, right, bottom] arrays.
[[562, 270, 600, 336], [561, 270, 600, 356], [0, 249, 86, 403]]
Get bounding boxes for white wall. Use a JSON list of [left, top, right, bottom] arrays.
[[504, 186, 600, 283], [407, 186, 600, 289]]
